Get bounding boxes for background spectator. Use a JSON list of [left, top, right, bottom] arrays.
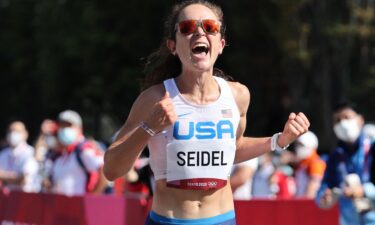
[[252, 153, 276, 198], [0, 121, 40, 192], [51, 110, 107, 196], [316, 103, 375, 225], [34, 119, 59, 163], [269, 150, 296, 199], [231, 158, 258, 200], [33, 119, 62, 193], [294, 131, 326, 198]]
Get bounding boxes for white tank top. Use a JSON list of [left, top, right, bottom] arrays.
[[148, 76, 240, 190]]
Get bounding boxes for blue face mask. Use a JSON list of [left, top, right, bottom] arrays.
[[57, 127, 78, 146]]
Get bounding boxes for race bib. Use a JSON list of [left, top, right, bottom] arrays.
[[166, 139, 236, 190]]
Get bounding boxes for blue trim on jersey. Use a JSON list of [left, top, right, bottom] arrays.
[[149, 210, 235, 225]]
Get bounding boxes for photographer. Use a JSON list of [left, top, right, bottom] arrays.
[[316, 103, 375, 225]]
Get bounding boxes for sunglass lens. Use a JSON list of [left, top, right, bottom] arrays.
[[203, 20, 220, 34], [179, 20, 197, 35]]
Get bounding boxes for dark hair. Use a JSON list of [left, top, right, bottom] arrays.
[[332, 101, 358, 114], [141, 0, 231, 90]]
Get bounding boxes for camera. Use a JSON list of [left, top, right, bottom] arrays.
[[345, 173, 373, 214]]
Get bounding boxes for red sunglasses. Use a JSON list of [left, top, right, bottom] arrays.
[[175, 19, 221, 35]]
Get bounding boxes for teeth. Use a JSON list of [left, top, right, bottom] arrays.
[[193, 43, 208, 48]]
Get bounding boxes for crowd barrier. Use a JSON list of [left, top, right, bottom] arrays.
[[0, 191, 338, 225]]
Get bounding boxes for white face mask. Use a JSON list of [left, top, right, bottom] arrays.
[[295, 146, 313, 160], [57, 127, 78, 146], [7, 131, 24, 147], [333, 118, 361, 143]]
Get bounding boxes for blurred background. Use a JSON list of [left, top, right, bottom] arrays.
[[1, 0, 374, 153]]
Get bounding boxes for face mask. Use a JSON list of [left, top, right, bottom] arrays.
[[295, 146, 313, 160], [333, 118, 361, 143], [45, 135, 57, 149], [57, 127, 78, 146], [7, 131, 24, 147]]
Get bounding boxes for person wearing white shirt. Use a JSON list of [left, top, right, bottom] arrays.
[[0, 121, 40, 193], [51, 110, 105, 196]]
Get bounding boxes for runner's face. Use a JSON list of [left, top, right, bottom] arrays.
[[171, 4, 225, 73]]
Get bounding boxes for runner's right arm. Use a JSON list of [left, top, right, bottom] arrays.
[[103, 85, 176, 181]]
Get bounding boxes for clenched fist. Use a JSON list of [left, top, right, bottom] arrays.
[[144, 91, 178, 133], [278, 112, 310, 147]]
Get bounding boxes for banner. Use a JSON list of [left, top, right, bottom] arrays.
[[235, 199, 338, 225], [0, 191, 338, 225]]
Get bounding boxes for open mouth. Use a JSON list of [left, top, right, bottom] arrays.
[[191, 43, 209, 55]]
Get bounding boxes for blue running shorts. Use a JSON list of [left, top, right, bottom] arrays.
[[144, 210, 236, 225]]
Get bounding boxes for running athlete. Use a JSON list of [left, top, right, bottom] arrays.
[[103, 1, 310, 224]]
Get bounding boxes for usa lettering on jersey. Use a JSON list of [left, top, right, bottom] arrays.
[[173, 120, 234, 140]]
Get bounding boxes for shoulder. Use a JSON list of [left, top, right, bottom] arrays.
[[133, 83, 166, 108], [111, 82, 167, 141], [78, 141, 104, 168], [25, 144, 35, 155], [80, 141, 98, 151], [17, 144, 34, 159], [227, 81, 251, 115], [309, 156, 326, 169], [0, 147, 11, 155], [325, 147, 344, 164], [227, 81, 250, 95], [79, 140, 103, 156], [0, 148, 11, 160], [124, 83, 166, 124]]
